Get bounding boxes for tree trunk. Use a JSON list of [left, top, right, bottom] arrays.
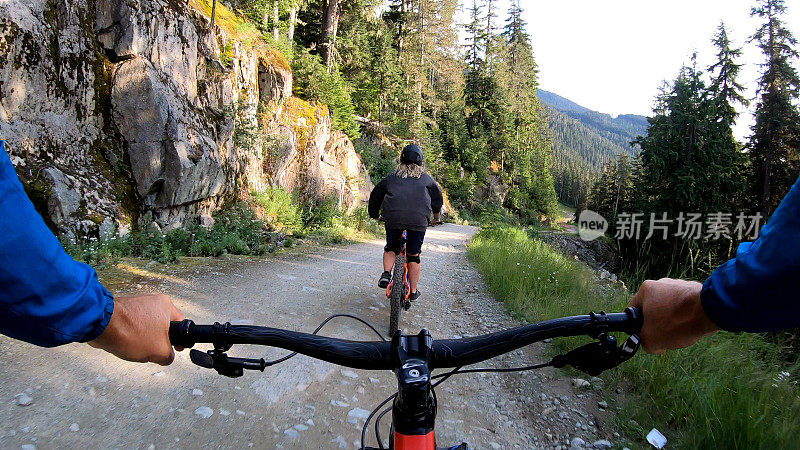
[[273, 1, 280, 42], [262, 7, 269, 30], [485, 0, 494, 71], [762, 148, 772, 215], [761, 2, 777, 215], [287, 2, 297, 42], [397, 0, 406, 57], [210, 0, 217, 30], [321, 0, 341, 71], [416, 0, 423, 120]]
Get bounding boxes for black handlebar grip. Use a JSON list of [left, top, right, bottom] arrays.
[[624, 306, 643, 334], [170, 319, 196, 348]]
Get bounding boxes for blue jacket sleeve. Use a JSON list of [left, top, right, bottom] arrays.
[[0, 140, 114, 347], [701, 175, 800, 332]]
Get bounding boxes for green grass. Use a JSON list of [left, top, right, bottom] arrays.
[[65, 189, 381, 266], [65, 204, 275, 265], [252, 186, 304, 233], [467, 226, 800, 449]]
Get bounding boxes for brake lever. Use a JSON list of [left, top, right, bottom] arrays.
[[189, 349, 268, 378], [551, 333, 641, 376]]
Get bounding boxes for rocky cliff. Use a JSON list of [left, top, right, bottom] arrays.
[[0, 0, 371, 239]]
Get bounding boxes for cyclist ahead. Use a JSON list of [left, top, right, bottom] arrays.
[[368, 144, 443, 302]]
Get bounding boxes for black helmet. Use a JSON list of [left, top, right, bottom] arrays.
[[400, 144, 423, 165]]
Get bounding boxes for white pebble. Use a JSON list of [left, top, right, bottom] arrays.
[[69, 423, 79, 432], [194, 407, 213, 419], [332, 435, 347, 448], [15, 394, 33, 406], [347, 407, 370, 424]]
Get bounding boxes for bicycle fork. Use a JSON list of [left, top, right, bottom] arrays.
[[386, 259, 411, 301]]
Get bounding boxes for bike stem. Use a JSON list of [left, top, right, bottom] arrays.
[[390, 330, 437, 449]]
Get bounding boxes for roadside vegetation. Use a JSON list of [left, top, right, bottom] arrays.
[[64, 187, 380, 267], [467, 226, 800, 449]]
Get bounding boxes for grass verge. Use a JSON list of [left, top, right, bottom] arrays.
[[65, 188, 381, 268], [467, 225, 800, 449]]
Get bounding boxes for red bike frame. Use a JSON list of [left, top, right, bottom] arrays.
[[393, 432, 435, 450]]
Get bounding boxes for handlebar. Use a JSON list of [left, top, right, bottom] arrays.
[[170, 308, 642, 371]]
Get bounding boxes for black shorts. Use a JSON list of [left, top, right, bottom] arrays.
[[384, 227, 426, 255]]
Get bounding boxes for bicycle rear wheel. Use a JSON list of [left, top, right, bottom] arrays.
[[388, 252, 406, 336]]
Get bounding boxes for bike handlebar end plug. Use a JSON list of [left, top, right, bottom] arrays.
[[169, 319, 196, 348], [624, 306, 644, 334]]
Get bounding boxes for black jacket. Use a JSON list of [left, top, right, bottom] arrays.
[[368, 172, 444, 231]]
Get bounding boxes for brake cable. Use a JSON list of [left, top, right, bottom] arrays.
[[432, 361, 553, 385], [364, 329, 641, 449], [187, 311, 639, 448], [365, 362, 553, 450], [375, 406, 392, 449], [361, 392, 397, 450], [262, 313, 388, 366]]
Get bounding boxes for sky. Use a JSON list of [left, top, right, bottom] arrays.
[[461, 0, 800, 140]]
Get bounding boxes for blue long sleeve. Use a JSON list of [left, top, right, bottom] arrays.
[[0, 140, 114, 347], [701, 175, 800, 332]]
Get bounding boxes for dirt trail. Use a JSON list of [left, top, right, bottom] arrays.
[[0, 224, 619, 449]]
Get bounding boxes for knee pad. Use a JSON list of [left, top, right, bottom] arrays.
[[407, 254, 421, 264]]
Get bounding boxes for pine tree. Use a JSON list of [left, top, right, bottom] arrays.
[[708, 22, 749, 125], [494, 0, 556, 217], [588, 155, 635, 226], [706, 23, 748, 209], [336, 0, 404, 126], [749, 0, 800, 214], [463, 1, 485, 72], [636, 60, 741, 215]]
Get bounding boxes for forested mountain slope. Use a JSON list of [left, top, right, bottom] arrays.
[[538, 90, 648, 150], [537, 90, 648, 207]]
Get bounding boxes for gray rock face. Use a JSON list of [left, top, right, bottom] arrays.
[[0, 0, 120, 237], [272, 104, 373, 210], [2, 0, 370, 237], [111, 56, 226, 208], [43, 167, 81, 225]]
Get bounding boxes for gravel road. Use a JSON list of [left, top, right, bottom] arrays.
[[0, 224, 620, 449]]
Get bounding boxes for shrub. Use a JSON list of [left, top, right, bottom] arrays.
[[252, 187, 303, 233], [302, 195, 343, 230], [65, 193, 384, 268], [291, 47, 360, 139], [353, 137, 396, 182]]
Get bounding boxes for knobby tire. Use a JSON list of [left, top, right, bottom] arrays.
[[388, 253, 406, 336]]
